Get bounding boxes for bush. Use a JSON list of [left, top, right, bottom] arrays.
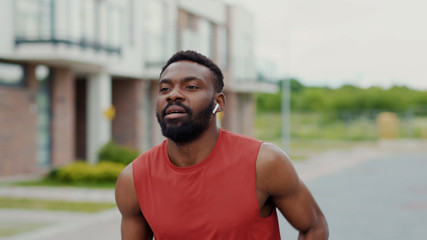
[[55, 162, 126, 183], [98, 141, 140, 165]]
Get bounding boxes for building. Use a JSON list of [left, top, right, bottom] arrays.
[[0, 0, 277, 178]]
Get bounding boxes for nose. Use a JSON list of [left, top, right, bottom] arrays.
[[167, 87, 185, 102]]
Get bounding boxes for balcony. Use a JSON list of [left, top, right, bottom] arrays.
[[14, 0, 122, 55]]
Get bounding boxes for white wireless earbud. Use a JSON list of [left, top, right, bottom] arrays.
[[212, 103, 219, 114]]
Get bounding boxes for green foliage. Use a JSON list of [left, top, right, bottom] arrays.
[[13, 178, 116, 189], [290, 78, 305, 93], [0, 221, 50, 237], [41, 142, 139, 185], [294, 87, 331, 112], [0, 197, 116, 213], [256, 79, 307, 113], [98, 141, 140, 165], [255, 111, 427, 142], [256, 91, 281, 112], [256, 80, 427, 117], [55, 162, 125, 183], [254, 112, 282, 140]]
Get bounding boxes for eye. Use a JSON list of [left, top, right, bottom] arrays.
[[186, 85, 199, 90], [160, 87, 170, 93]]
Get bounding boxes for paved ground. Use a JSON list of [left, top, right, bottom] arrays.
[[280, 140, 427, 239], [0, 139, 426, 239], [0, 187, 115, 203]]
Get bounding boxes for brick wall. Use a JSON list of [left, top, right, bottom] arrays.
[[50, 68, 75, 168], [222, 92, 254, 137], [222, 91, 238, 133], [240, 93, 255, 136], [0, 64, 40, 176], [112, 79, 144, 149], [150, 81, 164, 146]]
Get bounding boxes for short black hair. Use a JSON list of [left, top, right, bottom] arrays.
[[160, 50, 224, 93]]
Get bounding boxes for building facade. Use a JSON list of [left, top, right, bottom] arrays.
[[0, 0, 276, 178]]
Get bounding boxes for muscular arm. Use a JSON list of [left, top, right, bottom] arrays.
[[115, 164, 153, 240], [257, 143, 329, 240]]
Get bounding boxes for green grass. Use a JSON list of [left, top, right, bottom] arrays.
[[288, 139, 373, 160], [255, 111, 427, 160], [0, 221, 51, 237], [255, 112, 379, 141], [0, 197, 116, 212], [256, 111, 427, 141], [12, 178, 116, 189], [263, 138, 372, 161], [255, 112, 378, 160]]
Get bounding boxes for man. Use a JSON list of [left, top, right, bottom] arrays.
[[115, 50, 328, 239]]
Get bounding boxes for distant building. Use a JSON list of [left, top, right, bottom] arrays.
[[0, 0, 277, 178]]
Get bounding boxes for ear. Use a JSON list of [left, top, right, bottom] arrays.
[[214, 93, 226, 113]]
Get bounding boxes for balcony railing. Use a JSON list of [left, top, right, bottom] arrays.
[[14, 37, 121, 55], [14, 0, 122, 55]]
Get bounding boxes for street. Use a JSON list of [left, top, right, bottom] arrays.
[[280, 150, 427, 239]]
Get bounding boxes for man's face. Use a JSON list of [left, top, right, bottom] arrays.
[[156, 61, 216, 144]]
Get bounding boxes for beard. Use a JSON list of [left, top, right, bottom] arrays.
[[156, 100, 215, 145]]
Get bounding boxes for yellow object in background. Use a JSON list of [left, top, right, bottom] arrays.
[[377, 112, 399, 139], [103, 105, 116, 121]]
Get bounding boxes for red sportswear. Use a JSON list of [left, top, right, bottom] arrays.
[[132, 129, 281, 239]]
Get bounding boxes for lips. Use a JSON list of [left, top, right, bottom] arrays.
[[164, 105, 188, 119]]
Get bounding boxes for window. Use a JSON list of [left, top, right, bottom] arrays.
[[235, 34, 254, 81], [81, 0, 95, 43], [146, 0, 168, 66], [98, 2, 109, 46], [128, 0, 134, 46], [14, 0, 122, 54], [198, 19, 213, 58], [68, 0, 82, 42], [0, 62, 24, 86], [15, 0, 51, 40], [179, 13, 215, 59], [36, 65, 51, 166], [217, 26, 228, 69], [110, 6, 123, 49]]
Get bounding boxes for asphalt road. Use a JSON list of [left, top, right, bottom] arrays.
[[279, 151, 427, 239]]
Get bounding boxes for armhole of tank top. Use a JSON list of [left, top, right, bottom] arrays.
[[254, 141, 279, 220], [131, 160, 139, 199], [253, 141, 265, 215]]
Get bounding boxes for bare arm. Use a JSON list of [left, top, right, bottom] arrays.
[[115, 164, 153, 240], [257, 143, 329, 240]]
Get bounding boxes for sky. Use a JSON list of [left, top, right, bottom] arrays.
[[226, 0, 427, 90]]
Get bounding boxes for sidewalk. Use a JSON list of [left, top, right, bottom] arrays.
[[293, 139, 427, 181], [0, 186, 115, 203], [0, 209, 120, 240], [0, 186, 117, 240], [1, 139, 426, 239]]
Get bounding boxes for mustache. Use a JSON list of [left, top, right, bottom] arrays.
[[161, 102, 192, 117]]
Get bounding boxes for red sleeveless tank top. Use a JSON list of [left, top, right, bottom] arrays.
[[132, 129, 281, 239]]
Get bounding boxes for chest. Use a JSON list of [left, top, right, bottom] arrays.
[[141, 162, 260, 238]]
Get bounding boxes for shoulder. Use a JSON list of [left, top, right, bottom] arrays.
[[220, 129, 262, 147], [116, 140, 164, 211], [122, 142, 165, 201], [133, 141, 166, 166], [115, 163, 141, 216], [116, 164, 154, 238], [116, 163, 134, 195], [256, 142, 300, 197], [117, 142, 162, 192]]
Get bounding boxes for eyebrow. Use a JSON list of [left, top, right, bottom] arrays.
[[159, 76, 202, 85]]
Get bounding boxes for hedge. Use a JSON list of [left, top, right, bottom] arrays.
[[55, 162, 126, 183]]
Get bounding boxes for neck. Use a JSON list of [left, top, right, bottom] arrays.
[[167, 125, 219, 167]]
